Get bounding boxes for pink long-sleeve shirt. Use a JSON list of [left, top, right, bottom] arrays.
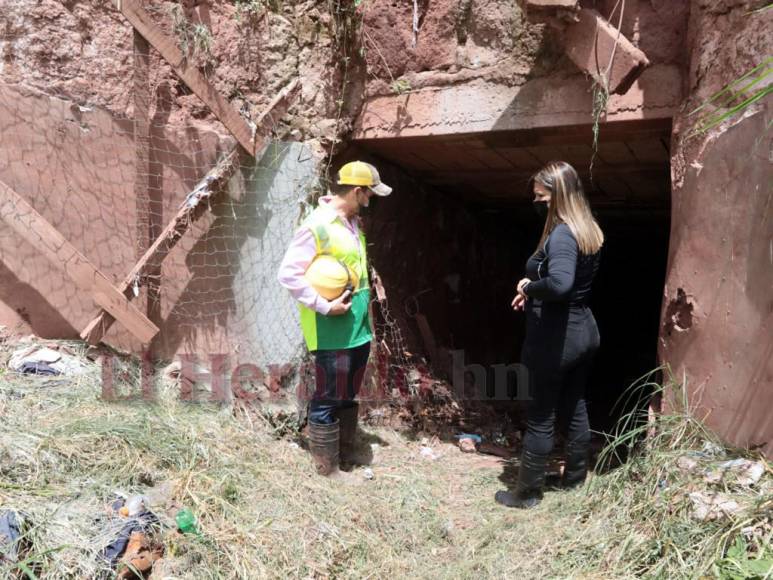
[[277, 196, 363, 315]]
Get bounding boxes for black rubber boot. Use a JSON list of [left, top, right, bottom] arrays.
[[495, 450, 549, 509], [562, 440, 589, 489], [308, 419, 340, 476], [338, 404, 359, 466]]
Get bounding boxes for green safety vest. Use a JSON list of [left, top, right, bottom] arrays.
[[298, 205, 372, 351]]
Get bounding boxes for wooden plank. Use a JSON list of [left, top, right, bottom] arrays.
[[81, 149, 241, 345], [253, 79, 301, 156], [116, 0, 256, 156], [133, 30, 159, 326], [134, 30, 150, 258], [80, 79, 302, 346], [0, 180, 159, 343]]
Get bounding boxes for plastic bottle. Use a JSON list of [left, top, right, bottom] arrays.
[[175, 508, 198, 535]]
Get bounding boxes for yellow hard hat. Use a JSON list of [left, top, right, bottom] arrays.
[[337, 161, 392, 196], [304, 255, 357, 300]]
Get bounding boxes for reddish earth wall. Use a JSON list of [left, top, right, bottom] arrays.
[[0, 81, 224, 354], [0, 0, 770, 453], [0, 0, 351, 360], [661, 0, 772, 454]]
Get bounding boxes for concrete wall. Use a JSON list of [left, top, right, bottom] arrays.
[[151, 141, 313, 369], [660, 1, 772, 455]]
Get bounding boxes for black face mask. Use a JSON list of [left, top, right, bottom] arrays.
[[533, 200, 549, 220]]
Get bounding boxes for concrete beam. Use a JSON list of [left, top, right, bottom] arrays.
[[517, 0, 580, 26], [352, 64, 680, 141], [563, 8, 650, 95]]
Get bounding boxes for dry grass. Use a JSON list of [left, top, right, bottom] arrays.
[[0, 344, 770, 579]]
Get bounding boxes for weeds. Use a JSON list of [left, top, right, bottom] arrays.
[[0, 341, 769, 578], [579, 368, 772, 578], [688, 57, 773, 136], [233, 0, 281, 23], [169, 4, 215, 66], [390, 78, 412, 95]]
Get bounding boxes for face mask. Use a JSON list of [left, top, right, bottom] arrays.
[[533, 200, 549, 220]]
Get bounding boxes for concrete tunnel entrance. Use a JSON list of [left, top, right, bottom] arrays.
[[349, 118, 672, 434]]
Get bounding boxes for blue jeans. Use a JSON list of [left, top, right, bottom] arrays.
[[309, 342, 371, 424]]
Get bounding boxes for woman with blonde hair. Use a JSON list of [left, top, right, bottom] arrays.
[[496, 161, 604, 509]]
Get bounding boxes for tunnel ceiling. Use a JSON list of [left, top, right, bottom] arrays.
[[355, 118, 672, 209]]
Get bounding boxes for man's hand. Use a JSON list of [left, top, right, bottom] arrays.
[[511, 293, 526, 311], [328, 290, 352, 315]]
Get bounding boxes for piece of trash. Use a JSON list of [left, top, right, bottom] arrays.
[[363, 467, 375, 480], [420, 446, 440, 461], [175, 508, 199, 535], [492, 431, 509, 447], [288, 442, 300, 450], [689, 491, 742, 521], [704, 458, 765, 486], [700, 441, 725, 458], [9, 345, 86, 376], [458, 438, 477, 453], [98, 502, 160, 568], [455, 433, 483, 443], [117, 531, 164, 579], [119, 495, 150, 518], [18, 361, 60, 375], [0, 510, 22, 563]]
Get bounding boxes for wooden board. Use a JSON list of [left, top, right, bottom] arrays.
[[0, 180, 159, 343], [117, 0, 256, 156], [80, 148, 241, 345], [80, 79, 301, 345]]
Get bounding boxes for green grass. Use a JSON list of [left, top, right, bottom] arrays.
[[0, 345, 769, 578], [688, 58, 773, 136]]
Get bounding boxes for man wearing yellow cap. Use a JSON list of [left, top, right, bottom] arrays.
[[278, 161, 392, 476]]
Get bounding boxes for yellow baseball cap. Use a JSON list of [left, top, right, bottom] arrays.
[[337, 161, 392, 196]]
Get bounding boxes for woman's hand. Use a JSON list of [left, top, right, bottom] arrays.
[[511, 293, 526, 311], [516, 277, 531, 297]]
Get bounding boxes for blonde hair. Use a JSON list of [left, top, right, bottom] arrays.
[[532, 161, 604, 255]]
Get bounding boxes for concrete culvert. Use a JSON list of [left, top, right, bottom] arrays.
[[344, 117, 672, 435]]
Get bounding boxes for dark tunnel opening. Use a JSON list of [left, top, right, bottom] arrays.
[[348, 120, 672, 436]]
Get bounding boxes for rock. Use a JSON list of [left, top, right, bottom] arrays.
[[145, 481, 175, 510]]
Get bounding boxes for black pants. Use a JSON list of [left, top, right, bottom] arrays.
[[309, 342, 371, 424], [521, 304, 600, 456]]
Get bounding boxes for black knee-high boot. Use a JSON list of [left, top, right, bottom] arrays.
[[562, 439, 589, 488], [495, 449, 549, 508]]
